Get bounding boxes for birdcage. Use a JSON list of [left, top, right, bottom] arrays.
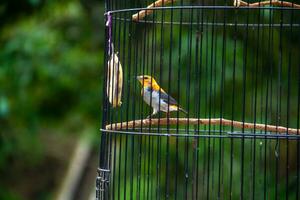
[[97, 0, 300, 199]]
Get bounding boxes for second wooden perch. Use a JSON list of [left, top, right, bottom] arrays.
[[105, 118, 300, 135], [234, 0, 300, 8]]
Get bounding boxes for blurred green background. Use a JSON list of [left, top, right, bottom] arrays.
[[0, 0, 104, 199]]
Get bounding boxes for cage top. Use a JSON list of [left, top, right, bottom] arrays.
[[104, 0, 300, 27], [105, 0, 300, 11]]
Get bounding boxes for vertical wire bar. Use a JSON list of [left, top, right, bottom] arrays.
[[175, 1, 184, 199], [116, 9, 123, 127], [109, 5, 117, 200], [124, 10, 134, 200], [115, 0, 122, 133], [149, 6, 157, 199], [261, 6, 279, 199], [108, 0, 116, 144], [211, 8, 216, 199], [264, 4, 272, 199], [112, 11, 122, 200], [278, 4, 284, 200], [136, 15, 143, 200], [274, 6, 280, 200], [218, 4, 227, 199], [143, 7, 150, 200], [224, 13, 229, 200], [98, 2, 110, 198], [112, 132, 117, 200], [118, 10, 128, 200], [194, 3, 201, 199], [241, 5, 250, 199], [249, 42, 254, 199], [117, 133, 122, 200], [153, 7, 158, 199], [258, 7, 264, 196], [148, 1, 155, 127], [247, 10, 252, 200], [212, 5, 219, 198], [207, 5, 216, 199], [267, 5, 275, 200], [186, 8, 193, 128], [143, 9, 149, 199], [157, 4, 166, 199], [249, 36, 254, 200], [201, 3, 208, 199], [146, 132, 151, 200], [139, 9, 148, 198], [165, 2, 174, 199], [149, 10, 156, 199], [137, 17, 144, 199], [197, 2, 205, 198], [264, 34, 270, 200], [268, 17, 275, 200], [106, 17, 113, 178], [137, 12, 148, 200], [296, 6, 300, 194], [265, 6, 270, 199], [297, 43, 300, 200], [252, 4, 263, 199], [203, 12, 209, 199], [135, 13, 141, 200], [145, 16, 153, 200], [191, 54, 196, 196], [130, 11, 140, 200], [107, 10, 118, 199], [108, 0, 116, 130], [230, 7, 238, 200], [148, 9, 156, 200], [286, 7, 294, 200], [186, 6, 192, 198], [134, 11, 141, 200], [183, 6, 193, 200], [100, 3, 109, 171]]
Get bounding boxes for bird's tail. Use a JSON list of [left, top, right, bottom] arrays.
[[179, 107, 188, 114]]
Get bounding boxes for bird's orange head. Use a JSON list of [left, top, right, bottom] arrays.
[[136, 75, 161, 91]]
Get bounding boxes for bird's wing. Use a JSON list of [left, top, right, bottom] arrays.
[[159, 91, 178, 106]]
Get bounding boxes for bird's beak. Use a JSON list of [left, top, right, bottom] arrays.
[[136, 76, 142, 81]]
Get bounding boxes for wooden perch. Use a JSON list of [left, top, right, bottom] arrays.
[[234, 0, 300, 8], [132, 0, 175, 21], [132, 0, 300, 21], [105, 118, 300, 135]]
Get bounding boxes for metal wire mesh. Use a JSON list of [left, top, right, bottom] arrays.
[[97, 0, 300, 199]]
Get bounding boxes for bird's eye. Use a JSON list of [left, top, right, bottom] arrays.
[[144, 77, 148, 80]]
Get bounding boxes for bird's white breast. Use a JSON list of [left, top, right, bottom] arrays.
[[142, 87, 177, 113]]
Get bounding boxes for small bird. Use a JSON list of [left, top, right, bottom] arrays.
[[137, 75, 187, 118]]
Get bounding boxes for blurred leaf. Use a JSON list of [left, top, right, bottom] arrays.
[[0, 96, 9, 118]]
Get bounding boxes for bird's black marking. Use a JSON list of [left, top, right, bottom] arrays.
[[160, 91, 178, 106]]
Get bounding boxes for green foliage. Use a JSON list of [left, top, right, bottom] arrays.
[[0, 0, 104, 199]]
